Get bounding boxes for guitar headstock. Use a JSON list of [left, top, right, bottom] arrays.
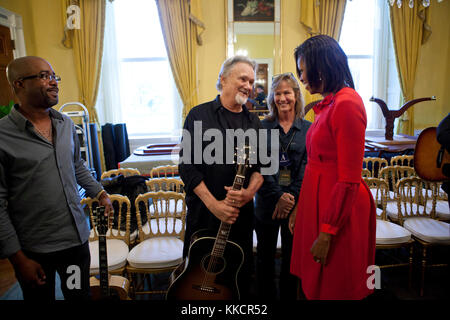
[[235, 145, 254, 175], [93, 206, 108, 236]]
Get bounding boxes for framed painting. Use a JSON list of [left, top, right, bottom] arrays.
[[233, 0, 275, 22]]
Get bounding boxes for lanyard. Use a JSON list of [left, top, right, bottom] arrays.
[[280, 130, 296, 153]]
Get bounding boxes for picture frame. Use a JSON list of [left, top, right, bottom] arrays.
[[233, 0, 275, 22]]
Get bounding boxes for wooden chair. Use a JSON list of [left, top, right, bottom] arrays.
[[390, 155, 414, 167], [394, 177, 450, 296], [363, 157, 388, 178], [362, 168, 371, 178], [364, 177, 414, 288], [126, 191, 186, 297], [81, 194, 131, 276], [426, 182, 450, 221], [379, 166, 416, 222], [150, 165, 179, 178], [146, 178, 184, 193], [101, 168, 141, 180]]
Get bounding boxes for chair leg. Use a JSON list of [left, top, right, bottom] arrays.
[[420, 246, 427, 297], [408, 244, 413, 290]]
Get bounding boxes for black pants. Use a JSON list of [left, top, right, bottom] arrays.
[[255, 218, 297, 300], [19, 242, 91, 301]]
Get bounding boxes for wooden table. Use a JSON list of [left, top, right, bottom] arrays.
[[365, 134, 417, 157]]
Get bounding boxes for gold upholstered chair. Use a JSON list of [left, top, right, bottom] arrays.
[[126, 191, 186, 297], [81, 194, 131, 276]]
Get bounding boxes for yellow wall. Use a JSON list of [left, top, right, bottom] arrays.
[[0, 0, 79, 109], [413, 0, 450, 129], [197, 0, 226, 103], [2, 0, 448, 130], [235, 34, 274, 59]]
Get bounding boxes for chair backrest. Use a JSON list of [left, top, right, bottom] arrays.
[[379, 165, 416, 200], [150, 165, 179, 178], [81, 194, 131, 245], [390, 155, 414, 167], [363, 177, 389, 220], [361, 168, 371, 178], [101, 168, 141, 180], [436, 182, 449, 201], [363, 157, 388, 178], [134, 191, 186, 242], [146, 178, 184, 193], [395, 177, 438, 224]]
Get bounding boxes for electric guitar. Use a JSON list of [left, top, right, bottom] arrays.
[[89, 206, 131, 300], [414, 127, 450, 181], [166, 146, 252, 300]]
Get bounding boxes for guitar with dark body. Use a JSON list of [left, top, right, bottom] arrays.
[[414, 127, 450, 181], [166, 147, 251, 300], [89, 206, 130, 300]]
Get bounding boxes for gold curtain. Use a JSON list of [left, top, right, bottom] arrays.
[[62, 0, 106, 171], [300, 0, 347, 122], [390, 2, 429, 135], [156, 0, 204, 122], [62, 0, 106, 124]]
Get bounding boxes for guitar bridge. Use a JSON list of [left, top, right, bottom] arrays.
[[192, 284, 220, 294]]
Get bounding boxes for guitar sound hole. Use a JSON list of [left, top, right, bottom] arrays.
[[201, 255, 226, 275]]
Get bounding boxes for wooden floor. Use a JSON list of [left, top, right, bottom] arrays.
[[0, 258, 17, 297]]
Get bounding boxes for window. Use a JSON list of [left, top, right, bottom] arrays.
[[339, 0, 401, 129], [96, 0, 182, 138]]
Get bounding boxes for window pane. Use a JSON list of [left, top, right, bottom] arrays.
[[120, 60, 179, 135], [348, 58, 373, 124], [339, 0, 375, 55], [114, 0, 167, 59]]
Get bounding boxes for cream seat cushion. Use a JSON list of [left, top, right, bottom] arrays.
[[386, 202, 426, 220], [89, 239, 129, 275], [403, 218, 450, 244], [426, 200, 450, 220], [376, 208, 383, 217], [376, 220, 411, 245], [127, 236, 183, 269]]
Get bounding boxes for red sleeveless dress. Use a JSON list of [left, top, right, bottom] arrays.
[[290, 87, 376, 300]]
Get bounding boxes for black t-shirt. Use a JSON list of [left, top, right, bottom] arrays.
[[179, 95, 263, 257]]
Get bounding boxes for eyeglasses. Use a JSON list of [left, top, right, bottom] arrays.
[[18, 72, 61, 82], [271, 72, 295, 81]]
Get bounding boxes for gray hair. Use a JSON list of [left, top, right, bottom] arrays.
[[216, 55, 257, 92]]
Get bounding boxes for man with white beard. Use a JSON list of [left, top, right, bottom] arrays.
[[178, 56, 264, 299]]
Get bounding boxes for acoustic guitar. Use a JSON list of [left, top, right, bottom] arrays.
[[166, 146, 252, 300], [414, 127, 450, 181], [90, 206, 131, 300]]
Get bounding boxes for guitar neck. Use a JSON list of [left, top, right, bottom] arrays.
[[98, 235, 109, 297], [212, 166, 246, 258]]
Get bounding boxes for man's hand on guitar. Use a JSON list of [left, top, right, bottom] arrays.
[[209, 199, 240, 224], [98, 190, 113, 218], [224, 186, 253, 208]]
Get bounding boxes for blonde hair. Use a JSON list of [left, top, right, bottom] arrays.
[[266, 73, 304, 121]]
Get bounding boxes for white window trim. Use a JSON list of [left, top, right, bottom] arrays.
[[0, 7, 26, 58]]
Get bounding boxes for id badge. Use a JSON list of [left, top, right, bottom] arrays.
[[279, 167, 291, 186], [279, 152, 291, 167]]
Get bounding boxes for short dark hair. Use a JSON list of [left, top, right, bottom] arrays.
[[294, 35, 354, 94]]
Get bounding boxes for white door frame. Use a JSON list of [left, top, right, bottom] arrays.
[[0, 6, 26, 58]]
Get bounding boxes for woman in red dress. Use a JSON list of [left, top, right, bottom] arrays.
[[289, 35, 376, 300]]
